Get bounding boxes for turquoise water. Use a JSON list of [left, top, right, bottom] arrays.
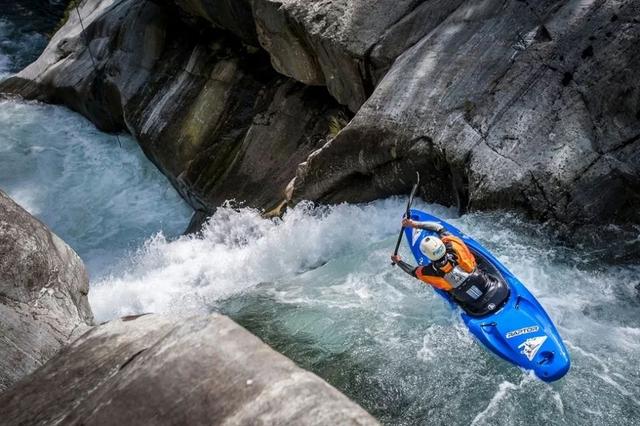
[[0, 99, 193, 276]]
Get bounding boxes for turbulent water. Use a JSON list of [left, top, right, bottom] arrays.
[[0, 18, 46, 78], [0, 6, 193, 277], [0, 100, 193, 276], [90, 200, 640, 425], [3, 4, 640, 426], [0, 1, 66, 78]]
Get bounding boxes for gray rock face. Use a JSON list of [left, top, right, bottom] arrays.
[[0, 0, 346, 213], [0, 314, 379, 425], [2, 0, 638, 230], [252, 0, 465, 112], [289, 0, 640, 228], [0, 190, 93, 392], [169, 0, 257, 44]]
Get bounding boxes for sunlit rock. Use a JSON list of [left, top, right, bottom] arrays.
[[0, 190, 93, 392], [2, 0, 638, 230], [288, 0, 640, 229], [0, 313, 379, 425]]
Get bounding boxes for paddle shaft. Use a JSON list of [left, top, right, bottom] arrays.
[[392, 172, 420, 265]]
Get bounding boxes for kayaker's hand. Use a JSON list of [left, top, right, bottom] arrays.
[[402, 218, 414, 228], [391, 255, 401, 264]]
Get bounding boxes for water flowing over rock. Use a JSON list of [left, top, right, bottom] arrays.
[[0, 0, 346, 214], [0, 313, 379, 425], [2, 0, 639, 231], [0, 190, 93, 392]]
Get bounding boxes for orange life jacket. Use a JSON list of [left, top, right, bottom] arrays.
[[442, 235, 476, 272], [415, 235, 477, 291]]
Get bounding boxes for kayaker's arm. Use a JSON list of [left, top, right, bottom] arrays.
[[401, 218, 447, 235], [391, 255, 417, 277], [411, 220, 446, 234]]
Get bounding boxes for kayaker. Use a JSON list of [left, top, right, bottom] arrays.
[[391, 219, 509, 316]]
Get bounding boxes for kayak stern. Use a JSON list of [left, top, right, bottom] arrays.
[[463, 286, 571, 382]]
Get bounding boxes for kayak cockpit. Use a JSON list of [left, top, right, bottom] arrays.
[[457, 248, 510, 317]]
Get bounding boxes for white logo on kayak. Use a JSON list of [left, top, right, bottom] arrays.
[[506, 326, 539, 339], [412, 228, 422, 246], [518, 336, 547, 361]]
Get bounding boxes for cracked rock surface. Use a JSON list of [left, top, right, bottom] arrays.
[[2, 0, 639, 231], [289, 0, 640, 228], [252, 0, 466, 111], [0, 313, 379, 425], [0, 190, 93, 393]]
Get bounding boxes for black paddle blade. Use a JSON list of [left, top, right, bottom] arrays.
[[392, 172, 421, 265], [406, 172, 420, 217]]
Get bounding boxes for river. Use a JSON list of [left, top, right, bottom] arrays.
[[1, 5, 639, 425]]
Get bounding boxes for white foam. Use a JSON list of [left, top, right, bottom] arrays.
[[0, 100, 192, 277], [470, 380, 519, 425], [90, 199, 456, 321]]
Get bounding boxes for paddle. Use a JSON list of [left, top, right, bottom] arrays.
[[391, 172, 420, 265]]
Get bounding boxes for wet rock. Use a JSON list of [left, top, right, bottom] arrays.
[[194, 80, 346, 209], [0, 190, 93, 392], [2, 0, 639, 230], [252, 0, 465, 112], [290, 0, 640, 228], [0, 0, 346, 215], [0, 314, 379, 425]]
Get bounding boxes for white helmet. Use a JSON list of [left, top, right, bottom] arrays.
[[420, 236, 446, 261]]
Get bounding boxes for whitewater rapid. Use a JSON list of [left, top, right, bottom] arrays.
[[90, 199, 640, 425], [0, 3, 193, 276]]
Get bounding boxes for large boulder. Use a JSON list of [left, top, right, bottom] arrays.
[[252, 0, 465, 111], [0, 0, 346, 213], [0, 190, 93, 392], [169, 0, 640, 229], [0, 313, 379, 425], [156, 0, 464, 111], [289, 0, 640, 228]]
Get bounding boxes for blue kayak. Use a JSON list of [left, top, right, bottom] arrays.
[[404, 209, 570, 382]]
